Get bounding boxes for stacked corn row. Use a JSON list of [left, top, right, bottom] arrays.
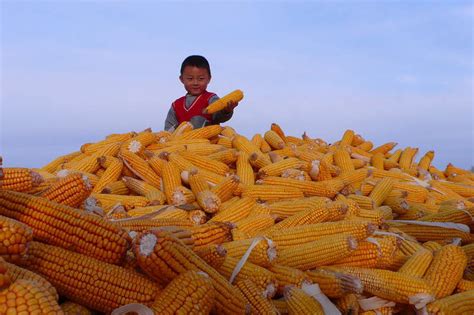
[[0, 122, 473, 314]]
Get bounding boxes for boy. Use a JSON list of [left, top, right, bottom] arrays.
[[164, 55, 238, 131]]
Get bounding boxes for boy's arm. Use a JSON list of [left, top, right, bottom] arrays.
[[164, 107, 179, 131], [209, 95, 234, 124]]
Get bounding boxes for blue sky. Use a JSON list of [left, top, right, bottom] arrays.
[[1, 1, 473, 170]]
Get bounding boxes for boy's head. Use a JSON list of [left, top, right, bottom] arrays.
[[180, 55, 211, 96]]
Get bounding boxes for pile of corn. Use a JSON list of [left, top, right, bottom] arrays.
[[0, 123, 473, 314]]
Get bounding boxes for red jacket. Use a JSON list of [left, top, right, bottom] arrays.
[[172, 91, 215, 124]]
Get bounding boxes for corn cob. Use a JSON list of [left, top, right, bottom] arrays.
[[264, 130, 286, 150], [236, 279, 279, 315], [122, 176, 166, 205], [194, 244, 227, 269], [0, 279, 63, 314], [268, 264, 311, 294], [92, 156, 123, 193], [223, 237, 277, 267], [267, 196, 330, 219], [259, 176, 345, 198], [426, 290, 474, 315], [237, 152, 255, 185], [202, 89, 243, 114], [5, 261, 58, 300], [386, 221, 473, 243], [175, 125, 223, 140], [60, 301, 92, 315], [26, 241, 161, 313], [211, 174, 241, 202], [242, 184, 304, 202], [186, 222, 234, 251], [233, 214, 275, 237], [120, 130, 156, 154], [423, 244, 468, 298], [208, 148, 238, 164], [39, 173, 92, 207], [335, 293, 360, 314], [0, 168, 43, 192], [267, 220, 375, 250], [398, 248, 433, 278], [217, 135, 234, 148], [305, 269, 363, 298], [322, 266, 433, 308], [0, 190, 130, 264], [40, 151, 82, 173], [133, 229, 248, 313], [119, 149, 162, 189], [0, 215, 33, 263], [92, 193, 149, 211], [232, 134, 266, 157], [151, 270, 216, 314], [179, 150, 230, 175], [210, 196, 255, 222], [277, 233, 357, 270], [251, 133, 264, 148], [456, 279, 474, 293], [162, 160, 182, 203], [284, 286, 324, 315], [101, 179, 130, 194], [257, 158, 306, 178], [216, 255, 277, 298]]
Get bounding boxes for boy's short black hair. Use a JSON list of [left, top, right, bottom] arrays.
[[180, 55, 211, 76]]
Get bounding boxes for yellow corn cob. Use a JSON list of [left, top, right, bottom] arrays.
[[370, 142, 398, 155], [210, 197, 255, 223], [339, 129, 355, 146], [398, 147, 419, 170], [423, 241, 444, 251], [194, 244, 227, 269], [264, 130, 286, 150], [211, 174, 241, 202], [203, 89, 244, 114], [277, 233, 358, 270], [0, 257, 9, 289], [115, 217, 194, 232], [333, 147, 356, 173], [223, 237, 277, 267], [179, 150, 230, 175], [249, 152, 272, 169], [284, 286, 324, 315], [188, 168, 210, 193], [399, 239, 426, 256], [60, 301, 92, 315], [92, 156, 123, 193], [0, 215, 33, 263], [171, 185, 195, 206], [40, 151, 82, 173], [386, 221, 473, 243], [151, 270, 215, 314], [185, 143, 226, 155], [171, 120, 193, 136], [0, 167, 43, 192], [371, 152, 385, 169], [419, 209, 473, 225], [368, 177, 395, 206], [271, 299, 288, 314], [188, 209, 207, 225], [40, 173, 92, 207], [0, 279, 62, 314], [5, 261, 58, 300], [133, 230, 248, 314], [347, 194, 376, 210], [268, 264, 311, 294], [257, 158, 306, 178], [270, 123, 287, 141], [186, 222, 234, 251], [92, 193, 149, 211], [259, 176, 345, 198], [242, 184, 304, 202], [370, 168, 413, 181], [237, 152, 255, 185], [120, 130, 156, 154], [456, 279, 474, 293], [305, 269, 363, 298], [26, 241, 161, 313], [122, 176, 166, 205], [398, 248, 433, 278], [260, 138, 272, 153], [175, 124, 223, 140], [267, 220, 375, 250], [0, 190, 130, 264], [322, 266, 434, 308], [216, 255, 277, 298], [236, 279, 279, 315], [426, 290, 474, 315], [120, 149, 162, 189], [281, 168, 311, 181], [232, 134, 266, 156], [195, 190, 221, 214], [251, 133, 264, 148], [217, 135, 234, 148], [208, 148, 238, 164], [233, 214, 275, 237], [101, 180, 130, 194], [220, 126, 237, 138], [382, 196, 409, 215], [265, 200, 348, 234], [423, 244, 468, 298], [63, 153, 104, 174], [267, 197, 329, 219], [161, 160, 182, 203]]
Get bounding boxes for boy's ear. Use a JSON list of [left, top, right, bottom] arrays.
[[179, 75, 184, 83]]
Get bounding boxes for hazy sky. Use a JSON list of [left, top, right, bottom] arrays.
[[1, 1, 473, 170]]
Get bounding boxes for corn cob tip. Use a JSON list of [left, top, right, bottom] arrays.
[[111, 303, 154, 315], [139, 232, 158, 257], [409, 293, 434, 310], [128, 140, 142, 153]]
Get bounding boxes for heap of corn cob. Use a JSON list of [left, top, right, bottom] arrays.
[[0, 122, 473, 314]]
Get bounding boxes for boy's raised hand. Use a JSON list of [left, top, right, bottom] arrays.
[[223, 100, 238, 113]]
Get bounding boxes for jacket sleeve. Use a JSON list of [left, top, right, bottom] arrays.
[[164, 106, 179, 131], [209, 95, 234, 124]]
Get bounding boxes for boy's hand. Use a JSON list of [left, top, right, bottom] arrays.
[[223, 100, 238, 113]]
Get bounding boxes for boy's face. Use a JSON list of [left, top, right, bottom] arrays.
[[180, 66, 211, 96]]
